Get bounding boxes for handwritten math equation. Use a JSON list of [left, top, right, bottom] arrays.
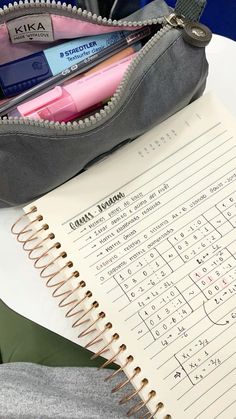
[[70, 168, 236, 407], [100, 191, 236, 400]]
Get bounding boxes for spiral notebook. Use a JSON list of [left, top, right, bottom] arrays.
[[12, 94, 236, 419]]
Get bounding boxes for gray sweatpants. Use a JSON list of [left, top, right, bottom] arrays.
[[0, 363, 144, 418]]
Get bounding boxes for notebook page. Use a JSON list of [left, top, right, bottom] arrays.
[[26, 94, 236, 419]]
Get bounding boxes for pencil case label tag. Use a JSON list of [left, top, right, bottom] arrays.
[[7, 14, 54, 44]]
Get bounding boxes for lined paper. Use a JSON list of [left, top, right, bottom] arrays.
[[27, 94, 236, 418]]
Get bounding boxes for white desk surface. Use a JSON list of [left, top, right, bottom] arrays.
[[0, 34, 236, 342]]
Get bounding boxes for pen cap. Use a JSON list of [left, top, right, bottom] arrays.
[[0, 52, 52, 98], [8, 109, 21, 118], [37, 89, 78, 122], [15, 85, 77, 121]]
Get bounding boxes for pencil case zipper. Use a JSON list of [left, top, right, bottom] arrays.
[[0, 1, 181, 133]]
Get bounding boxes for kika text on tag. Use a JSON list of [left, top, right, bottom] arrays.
[[7, 14, 54, 43]]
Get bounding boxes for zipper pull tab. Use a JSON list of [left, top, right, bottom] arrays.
[[165, 13, 212, 48]]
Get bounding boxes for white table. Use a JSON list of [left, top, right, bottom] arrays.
[[0, 34, 236, 342]]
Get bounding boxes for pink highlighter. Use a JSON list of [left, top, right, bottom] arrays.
[[12, 54, 136, 122]]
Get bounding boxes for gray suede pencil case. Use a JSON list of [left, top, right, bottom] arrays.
[[0, 0, 211, 207]]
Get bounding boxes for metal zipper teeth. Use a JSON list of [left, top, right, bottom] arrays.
[[0, 0, 164, 28], [1, 25, 172, 132], [0, 0, 170, 132]]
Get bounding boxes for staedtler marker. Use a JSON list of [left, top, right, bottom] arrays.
[[0, 26, 151, 118], [0, 31, 128, 98]]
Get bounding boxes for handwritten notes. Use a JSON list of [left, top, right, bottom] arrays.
[[31, 95, 236, 418]]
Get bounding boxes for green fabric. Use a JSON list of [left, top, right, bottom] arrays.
[[175, 0, 207, 21], [0, 300, 115, 369]]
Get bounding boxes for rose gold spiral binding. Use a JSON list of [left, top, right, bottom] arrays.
[[58, 280, 85, 307], [112, 367, 141, 393], [11, 211, 169, 419], [28, 233, 55, 260], [11, 206, 37, 235], [65, 290, 92, 318], [33, 242, 61, 268], [22, 224, 49, 251], [104, 355, 134, 382], [140, 401, 164, 419], [119, 378, 148, 405], [40, 260, 72, 279], [72, 301, 99, 328], [127, 391, 157, 417], [102, 350, 164, 418], [78, 312, 105, 338], [35, 247, 65, 269], [90, 333, 119, 360], [99, 344, 126, 370], [85, 322, 113, 349], [17, 215, 43, 243], [45, 262, 73, 286], [52, 271, 80, 298]]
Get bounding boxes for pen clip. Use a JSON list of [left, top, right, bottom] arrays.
[[126, 27, 151, 44]]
